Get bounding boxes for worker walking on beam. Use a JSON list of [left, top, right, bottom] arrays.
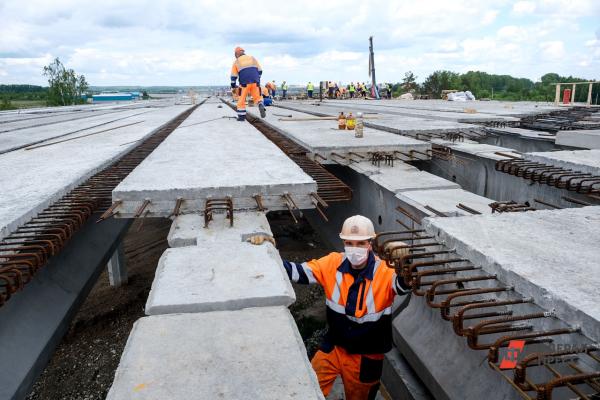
[[248, 215, 410, 400], [230, 46, 266, 121]]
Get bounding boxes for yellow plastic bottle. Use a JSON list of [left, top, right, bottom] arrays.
[[346, 112, 355, 130]]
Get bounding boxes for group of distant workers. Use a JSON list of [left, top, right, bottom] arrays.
[[230, 46, 393, 121]]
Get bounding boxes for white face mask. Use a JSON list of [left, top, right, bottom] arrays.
[[345, 246, 369, 266]]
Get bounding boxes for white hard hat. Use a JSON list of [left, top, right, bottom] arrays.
[[339, 215, 375, 240]]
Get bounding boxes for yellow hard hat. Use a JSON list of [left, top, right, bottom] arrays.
[[339, 215, 375, 240]]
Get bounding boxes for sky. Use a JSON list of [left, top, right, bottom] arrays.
[[0, 0, 599, 86]]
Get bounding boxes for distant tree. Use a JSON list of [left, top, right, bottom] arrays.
[[43, 57, 88, 106], [402, 71, 418, 92], [422, 70, 461, 98], [142, 90, 149, 99]]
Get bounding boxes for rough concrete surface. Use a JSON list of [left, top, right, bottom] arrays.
[[396, 188, 495, 216], [424, 206, 600, 342], [556, 129, 600, 149], [167, 211, 272, 247], [0, 104, 193, 241], [145, 242, 295, 315], [370, 169, 460, 193], [525, 149, 600, 176], [348, 160, 419, 176], [107, 307, 324, 400], [113, 102, 317, 215], [277, 102, 480, 134], [260, 108, 430, 159]]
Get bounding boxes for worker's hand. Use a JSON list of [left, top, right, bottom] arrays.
[[231, 83, 237, 89], [246, 234, 276, 246]]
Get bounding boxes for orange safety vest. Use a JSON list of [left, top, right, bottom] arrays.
[[230, 54, 262, 86], [283, 252, 409, 354]]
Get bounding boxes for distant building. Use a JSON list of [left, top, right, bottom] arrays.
[[92, 92, 134, 102]]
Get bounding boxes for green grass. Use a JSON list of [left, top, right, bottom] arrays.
[[10, 100, 48, 109]]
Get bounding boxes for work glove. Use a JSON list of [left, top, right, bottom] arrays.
[[246, 233, 276, 246], [231, 82, 237, 89]]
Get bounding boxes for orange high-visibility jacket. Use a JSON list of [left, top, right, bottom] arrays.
[[231, 54, 262, 87], [283, 252, 410, 354]]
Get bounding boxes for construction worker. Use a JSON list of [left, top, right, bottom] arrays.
[[307, 81, 314, 98], [261, 85, 273, 106], [387, 83, 393, 99], [230, 46, 266, 121], [281, 81, 288, 99], [348, 82, 356, 98], [265, 81, 277, 98], [328, 81, 335, 99], [248, 215, 410, 400]]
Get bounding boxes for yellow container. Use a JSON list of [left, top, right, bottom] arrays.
[[346, 112, 355, 130]]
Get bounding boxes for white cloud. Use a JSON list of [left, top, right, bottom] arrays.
[[512, 1, 536, 15], [539, 40, 566, 60], [0, 0, 598, 85]]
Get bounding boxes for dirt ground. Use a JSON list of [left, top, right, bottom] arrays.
[[26, 211, 333, 400]]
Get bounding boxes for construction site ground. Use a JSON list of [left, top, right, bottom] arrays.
[[25, 212, 330, 400]]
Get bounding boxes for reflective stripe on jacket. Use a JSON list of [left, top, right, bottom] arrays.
[[230, 54, 262, 86], [283, 251, 410, 354]]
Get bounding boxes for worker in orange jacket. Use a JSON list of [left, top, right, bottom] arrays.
[[265, 81, 277, 98], [249, 215, 411, 400], [230, 46, 266, 121]]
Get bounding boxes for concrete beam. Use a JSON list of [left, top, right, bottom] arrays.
[[423, 207, 600, 342], [107, 307, 324, 400], [145, 242, 295, 315], [113, 101, 317, 217], [0, 216, 132, 400], [524, 149, 600, 176], [0, 104, 194, 241], [556, 130, 600, 149], [167, 211, 272, 248]]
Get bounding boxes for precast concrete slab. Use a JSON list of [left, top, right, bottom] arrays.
[[524, 149, 600, 176], [423, 206, 600, 342], [107, 307, 324, 400], [556, 130, 600, 149], [258, 109, 431, 164], [348, 160, 419, 176], [369, 169, 460, 194], [167, 211, 271, 247], [396, 188, 495, 217], [319, 99, 559, 118], [276, 102, 480, 136], [432, 140, 519, 157], [317, 99, 522, 123], [113, 102, 317, 216], [145, 242, 295, 315], [484, 126, 555, 141], [0, 104, 194, 241], [0, 108, 155, 154]]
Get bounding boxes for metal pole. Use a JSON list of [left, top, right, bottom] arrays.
[[369, 36, 379, 99]]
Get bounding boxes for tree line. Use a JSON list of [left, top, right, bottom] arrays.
[[393, 70, 599, 103]]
